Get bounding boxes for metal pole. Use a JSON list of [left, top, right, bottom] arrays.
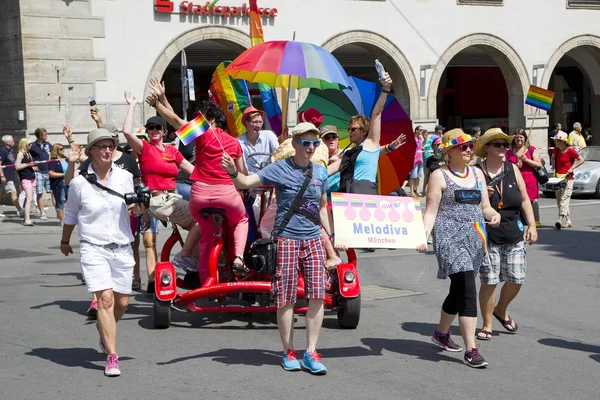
[[181, 50, 189, 121]]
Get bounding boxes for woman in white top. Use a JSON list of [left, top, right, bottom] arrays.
[[60, 128, 143, 377]]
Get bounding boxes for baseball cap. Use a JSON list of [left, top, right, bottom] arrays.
[[145, 116, 167, 129], [320, 125, 338, 136], [290, 122, 320, 138]]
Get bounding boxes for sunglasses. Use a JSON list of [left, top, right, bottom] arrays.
[[458, 143, 474, 151], [294, 139, 321, 148], [146, 125, 163, 131], [322, 134, 338, 141], [489, 142, 510, 148], [348, 127, 361, 133], [93, 144, 115, 151]]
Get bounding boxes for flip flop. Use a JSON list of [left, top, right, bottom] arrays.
[[476, 329, 492, 341], [493, 312, 518, 333], [21, 221, 35, 226]]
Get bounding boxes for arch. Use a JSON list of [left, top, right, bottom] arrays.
[[144, 26, 250, 119], [540, 35, 600, 94], [321, 30, 420, 120], [427, 34, 530, 131]]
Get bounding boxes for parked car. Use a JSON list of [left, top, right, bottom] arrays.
[[542, 146, 600, 198]]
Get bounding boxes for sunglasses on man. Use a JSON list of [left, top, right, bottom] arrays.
[[294, 139, 321, 148]]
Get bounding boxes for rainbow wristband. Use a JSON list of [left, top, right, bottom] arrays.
[[386, 143, 393, 152]]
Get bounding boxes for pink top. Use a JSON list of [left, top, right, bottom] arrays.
[[506, 146, 539, 201], [414, 136, 423, 164]]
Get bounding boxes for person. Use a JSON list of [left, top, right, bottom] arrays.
[[568, 122, 587, 152], [147, 93, 248, 284], [334, 74, 393, 195], [61, 128, 143, 377], [221, 122, 332, 374], [123, 91, 200, 291], [29, 128, 53, 220], [549, 122, 562, 159], [506, 128, 543, 227], [424, 136, 445, 196], [15, 138, 37, 226], [238, 106, 279, 174], [48, 144, 68, 225], [551, 131, 585, 229], [416, 128, 500, 368], [0, 135, 21, 217], [583, 127, 593, 146], [470, 126, 482, 140], [422, 124, 444, 164], [473, 128, 538, 341], [409, 126, 424, 197]]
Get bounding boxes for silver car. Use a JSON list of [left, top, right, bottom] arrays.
[[542, 146, 600, 198]]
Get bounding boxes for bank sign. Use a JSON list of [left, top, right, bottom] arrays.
[[154, 1, 278, 17]]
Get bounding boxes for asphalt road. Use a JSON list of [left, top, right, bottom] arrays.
[[0, 197, 599, 400]]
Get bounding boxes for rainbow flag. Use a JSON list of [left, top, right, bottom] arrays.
[[176, 114, 210, 145], [210, 61, 251, 137], [525, 85, 555, 112], [249, 0, 283, 136], [473, 221, 489, 254]]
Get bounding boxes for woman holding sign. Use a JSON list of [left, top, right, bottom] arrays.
[[417, 129, 500, 368]]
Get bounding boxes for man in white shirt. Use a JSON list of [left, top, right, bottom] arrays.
[[238, 106, 279, 174]]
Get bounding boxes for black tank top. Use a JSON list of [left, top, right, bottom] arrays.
[[476, 162, 524, 245], [18, 153, 36, 181]]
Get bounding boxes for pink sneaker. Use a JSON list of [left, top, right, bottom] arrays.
[[104, 354, 121, 377], [87, 300, 98, 319]]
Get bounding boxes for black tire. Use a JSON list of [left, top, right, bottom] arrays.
[[153, 298, 171, 329], [595, 179, 600, 199], [337, 293, 361, 329]]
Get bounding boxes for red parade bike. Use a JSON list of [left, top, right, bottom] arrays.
[[152, 153, 361, 330]]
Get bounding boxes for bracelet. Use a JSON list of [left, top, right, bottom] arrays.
[[328, 233, 334, 239], [382, 89, 391, 94], [228, 170, 239, 179], [386, 143, 393, 153]]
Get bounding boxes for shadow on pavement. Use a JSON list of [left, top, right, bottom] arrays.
[[31, 300, 90, 316], [26, 347, 133, 370], [139, 310, 280, 331], [535, 228, 600, 263], [538, 338, 600, 364], [361, 337, 463, 364]]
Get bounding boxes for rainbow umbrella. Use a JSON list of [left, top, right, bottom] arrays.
[[224, 41, 354, 90], [299, 77, 416, 195]]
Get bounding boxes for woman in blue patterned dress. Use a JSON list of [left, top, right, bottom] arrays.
[[417, 129, 501, 368]]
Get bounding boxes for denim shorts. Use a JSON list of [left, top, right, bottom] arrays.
[[52, 181, 66, 211], [138, 215, 160, 234], [410, 163, 423, 179], [35, 172, 51, 194]]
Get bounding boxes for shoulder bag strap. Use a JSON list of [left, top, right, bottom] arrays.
[[272, 166, 313, 238], [84, 174, 126, 201]]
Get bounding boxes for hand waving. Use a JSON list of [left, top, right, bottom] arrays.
[[124, 91, 137, 106], [149, 77, 166, 97]]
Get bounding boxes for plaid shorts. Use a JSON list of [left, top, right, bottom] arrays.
[[480, 241, 527, 285], [271, 237, 330, 308]]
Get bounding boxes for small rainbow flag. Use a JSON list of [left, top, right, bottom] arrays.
[[176, 114, 210, 145], [525, 85, 555, 112], [474, 221, 489, 254]]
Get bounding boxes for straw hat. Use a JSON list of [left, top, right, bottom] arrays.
[[474, 128, 514, 157], [438, 128, 474, 155]]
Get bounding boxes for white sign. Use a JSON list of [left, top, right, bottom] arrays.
[[187, 69, 195, 102]]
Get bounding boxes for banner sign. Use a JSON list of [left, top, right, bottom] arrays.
[[331, 193, 427, 249]]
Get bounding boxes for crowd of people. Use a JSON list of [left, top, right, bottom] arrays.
[[0, 70, 591, 376]]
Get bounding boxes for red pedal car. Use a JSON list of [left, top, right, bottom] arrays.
[[152, 187, 361, 330]]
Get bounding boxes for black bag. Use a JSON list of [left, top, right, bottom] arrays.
[[247, 167, 314, 275], [339, 144, 363, 193], [528, 147, 549, 185]]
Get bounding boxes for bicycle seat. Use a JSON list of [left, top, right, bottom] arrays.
[[200, 207, 226, 217]]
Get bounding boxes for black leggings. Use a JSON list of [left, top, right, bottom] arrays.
[[442, 271, 477, 317]]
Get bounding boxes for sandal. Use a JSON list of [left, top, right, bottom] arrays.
[[563, 221, 573, 228], [21, 221, 34, 226], [476, 329, 492, 341], [493, 312, 518, 333], [232, 255, 248, 276]]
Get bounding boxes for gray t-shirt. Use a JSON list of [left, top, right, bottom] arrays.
[[257, 158, 328, 240]]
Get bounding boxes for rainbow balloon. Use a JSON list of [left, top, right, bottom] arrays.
[[525, 85, 555, 112], [176, 114, 210, 145], [210, 61, 251, 137], [474, 221, 489, 253]]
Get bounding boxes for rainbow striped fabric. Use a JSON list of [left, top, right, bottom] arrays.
[[210, 61, 251, 137], [176, 114, 210, 145], [473, 221, 489, 254], [525, 85, 555, 112]]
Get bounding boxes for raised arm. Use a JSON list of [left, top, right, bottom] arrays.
[[221, 153, 262, 190], [64, 144, 82, 185], [379, 134, 406, 156], [122, 91, 144, 155], [149, 77, 174, 113], [147, 92, 187, 130], [365, 73, 392, 149]]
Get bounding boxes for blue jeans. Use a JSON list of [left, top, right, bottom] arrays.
[[176, 182, 192, 201], [52, 180, 66, 210]]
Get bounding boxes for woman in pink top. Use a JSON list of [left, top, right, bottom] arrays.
[[506, 129, 543, 226], [409, 126, 424, 197]]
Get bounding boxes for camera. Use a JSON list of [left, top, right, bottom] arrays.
[[88, 96, 97, 108], [124, 182, 151, 208]]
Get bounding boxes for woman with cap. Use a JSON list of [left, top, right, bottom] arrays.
[[551, 131, 584, 229], [60, 128, 144, 377], [417, 128, 500, 368], [473, 128, 538, 341], [221, 122, 332, 374], [239, 106, 279, 174], [123, 91, 201, 291], [147, 93, 249, 284], [506, 128, 544, 227]]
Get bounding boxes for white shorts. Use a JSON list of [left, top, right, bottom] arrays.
[[80, 242, 135, 295]]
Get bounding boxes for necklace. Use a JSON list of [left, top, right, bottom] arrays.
[[447, 164, 469, 178], [484, 160, 504, 209]]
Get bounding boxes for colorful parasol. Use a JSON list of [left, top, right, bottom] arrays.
[[224, 40, 354, 90], [299, 76, 415, 195]]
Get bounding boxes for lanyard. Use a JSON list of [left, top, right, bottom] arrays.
[[484, 161, 504, 209]]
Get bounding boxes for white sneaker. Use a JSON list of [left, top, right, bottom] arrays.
[[40, 213, 48, 220], [0, 212, 5, 218]]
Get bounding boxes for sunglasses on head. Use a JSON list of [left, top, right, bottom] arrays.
[[489, 142, 510, 148], [146, 125, 163, 131], [458, 143, 474, 151], [294, 139, 321, 148], [323, 134, 338, 141]]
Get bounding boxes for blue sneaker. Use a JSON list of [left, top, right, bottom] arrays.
[[281, 349, 301, 371], [302, 351, 327, 375]]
